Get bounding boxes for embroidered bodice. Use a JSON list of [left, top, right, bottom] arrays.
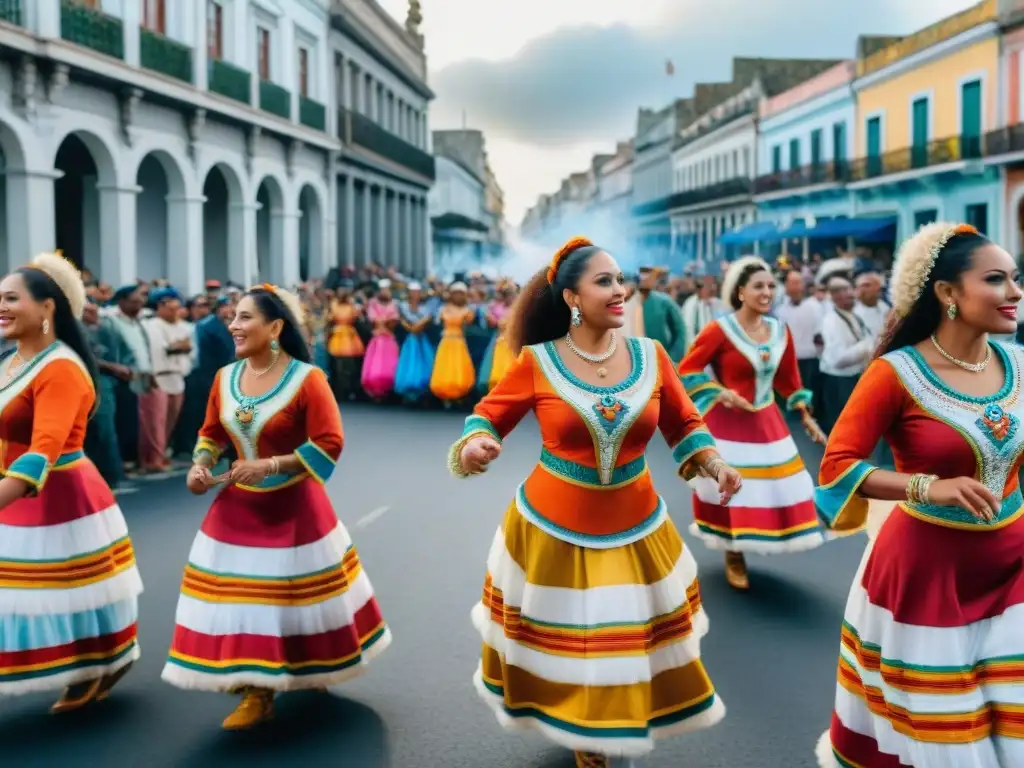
[[816, 342, 1024, 533], [367, 299, 398, 334], [399, 301, 431, 328], [448, 337, 717, 548], [193, 359, 344, 491], [439, 306, 473, 337]]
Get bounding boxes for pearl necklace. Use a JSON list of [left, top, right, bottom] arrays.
[[930, 334, 991, 373], [246, 349, 279, 378], [565, 331, 616, 378]]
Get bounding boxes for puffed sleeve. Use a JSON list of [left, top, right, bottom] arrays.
[[447, 346, 536, 477], [653, 341, 717, 480], [7, 359, 93, 493], [816, 358, 904, 532], [192, 368, 231, 465], [294, 368, 344, 484], [677, 321, 726, 415], [773, 326, 813, 412]]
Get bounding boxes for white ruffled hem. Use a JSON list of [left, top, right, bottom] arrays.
[[0, 567, 144, 615], [688, 522, 826, 555], [0, 642, 140, 697], [815, 730, 840, 768]]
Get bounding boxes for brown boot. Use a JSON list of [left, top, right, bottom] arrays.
[[574, 752, 609, 768], [222, 687, 275, 730], [725, 551, 749, 590], [50, 678, 103, 714], [95, 661, 134, 702]]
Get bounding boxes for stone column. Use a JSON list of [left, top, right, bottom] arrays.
[[276, 208, 302, 286], [375, 185, 387, 266], [343, 174, 355, 268], [27, 0, 60, 37], [360, 182, 372, 268], [421, 196, 433, 276], [122, 0, 141, 67], [2, 167, 58, 269], [193, 4, 209, 90], [390, 191, 401, 274], [96, 183, 139, 286], [228, 202, 258, 287], [165, 194, 205, 295], [403, 195, 414, 275]]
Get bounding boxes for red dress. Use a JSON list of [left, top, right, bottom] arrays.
[[162, 359, 390, 691]]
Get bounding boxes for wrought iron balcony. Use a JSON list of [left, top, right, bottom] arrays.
[[754, 162, 850, 195], [299, 96, 326, 132], [983, 123, 1024, 157], [631, 177, 752, 217], [338, 108, 436, 180], [140, 29, 193, 84], [849, 135, 981, 182], [259, 80, 291, 119], [60, 0, 124, 59], [0, 0, 22, 26], [208, 59, 251, 104]]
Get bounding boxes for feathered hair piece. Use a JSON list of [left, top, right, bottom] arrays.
[[814, 256, 855, 288], [253, 283, 306, 327], [547, 236, 593, 284], [26, 252, 87, 319], [889, 222, 978, 319], [720, 255, 771, 305]]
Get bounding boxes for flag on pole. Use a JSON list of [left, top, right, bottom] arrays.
[[665, 59, 675, 76]]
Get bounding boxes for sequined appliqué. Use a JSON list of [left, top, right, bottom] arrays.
[[593, 394, 630, 434], [977, 403, 1019, 449]]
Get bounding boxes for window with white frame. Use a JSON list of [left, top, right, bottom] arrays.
[[297, 46, 310, 97], [207, 0, 223, 60], [257, 26, 272, 81], [141, 0, 166, 33]]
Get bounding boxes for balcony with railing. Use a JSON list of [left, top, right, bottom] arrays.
[[259, 80, 291, 120], [299, 96, 326, 131], [983, 123, 1024, 157], [0, 0, 22, 25], [632, 177, 752, 217], [338, 108, 436, 180], [60, 0, 124, 59], [849, 135, 982, 182], [208, 59, 251, 104], [140, 29, 193, 83], [754, 162, 850, 195]]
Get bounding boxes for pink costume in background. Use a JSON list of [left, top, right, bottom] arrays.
[[361, 298, 400, 398]]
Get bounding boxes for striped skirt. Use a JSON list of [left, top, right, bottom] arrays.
[[161, 479, 390, 692], [0, 459, 143, 695], [473, 502, 725, 757], [690, 402, 822, 554], [817, 507, 1024, 767]]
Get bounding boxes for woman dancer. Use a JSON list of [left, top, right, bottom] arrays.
[[394, 281, 435, 402], [815, 223, 1024, 768], [476, 279, 518, 393], [163, 284, 390, 730], [0, 253, 143, 712], [678, 256, 828, 590], [327, 284, 364, 401], [449, 237, 740, 768], [361, 279, 400, 400], [430, 281, 476, 405]]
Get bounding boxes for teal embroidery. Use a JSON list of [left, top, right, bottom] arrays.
[[976, 403, 1018, 450], [592, 394, 630, 435]]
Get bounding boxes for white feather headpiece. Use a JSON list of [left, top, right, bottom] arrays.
[[254, 283, 306, 327], [721, 256, 772, 307], [890, 222, 979, 318], [814, 257, 855, 288], [27, 252, 87, 319]]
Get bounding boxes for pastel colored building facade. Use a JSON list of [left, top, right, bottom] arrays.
[[849, 0, 1000, 240]]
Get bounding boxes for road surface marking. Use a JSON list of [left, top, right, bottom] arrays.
[[356, 506, 390, 529]]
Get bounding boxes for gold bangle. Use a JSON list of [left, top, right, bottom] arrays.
[[907, 473, 937, 504]]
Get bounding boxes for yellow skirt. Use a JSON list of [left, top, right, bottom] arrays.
[[488, 334, 517, 390], [430, 335, 475, 401], [473, 502, 725, 757]]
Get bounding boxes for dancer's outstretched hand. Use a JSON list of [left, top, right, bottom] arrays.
[[187, 465, 214, 495], [717, 464, 743, 505], [460, 436, 501, 475]]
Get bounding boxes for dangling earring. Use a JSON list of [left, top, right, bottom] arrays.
[[41, 318, 50, 336], [270, 338, 280, 353], [570, 306, 582, 328], [947, 301, 958, 320]]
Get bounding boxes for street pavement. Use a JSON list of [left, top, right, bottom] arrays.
[[0, 404, 867, 767]]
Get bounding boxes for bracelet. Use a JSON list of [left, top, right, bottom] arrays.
[[907, 473, 938, 504], [703, 456, 726, 480], [264, 457, 280, 479]]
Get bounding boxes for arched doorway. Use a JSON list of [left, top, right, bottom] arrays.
[[202, 163, 243, 284], [298, 184, 323, 282], [53, 132, 117, 278], [255, 176, 285, 283], [135, 151, 187, 282]]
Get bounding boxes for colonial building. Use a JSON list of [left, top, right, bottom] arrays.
[[483, 162, 506, 257], [0, 0, 338, 292], [989, 0, 1024, 253], [428, 129, 495, 273], [330, 0, 434, 276], [589, 140, 634, 256]]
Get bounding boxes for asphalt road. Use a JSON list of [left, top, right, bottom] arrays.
[[0, 404, 867, 768]]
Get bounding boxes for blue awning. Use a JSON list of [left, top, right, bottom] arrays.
[[777, 220, 814, 239], [811, 216, 897, 239], [718, 221, 777, 245]]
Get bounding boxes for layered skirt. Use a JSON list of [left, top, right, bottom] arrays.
[[690, 402, 822, 554], [162, 478, 390, 691], [395, 332, 435, 399], [430, 334, 475, 402], [0, 455, 143, 695], [474, 502, 725, 757], [477, 333, 516, 394], [817, 506, 1024, 768], [361, 333, 400, 399]]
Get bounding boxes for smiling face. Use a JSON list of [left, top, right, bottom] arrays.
[[563, 250, 627, 330], [0, 272, 52, 341], [738, 269, 776, 316], [228, 294, 283, 359], [941, 243, 1022, 334]]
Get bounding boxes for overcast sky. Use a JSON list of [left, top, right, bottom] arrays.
[[379, 0, 979, 225]]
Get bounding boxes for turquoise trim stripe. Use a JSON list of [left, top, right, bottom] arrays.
[[54, 450, 85, 467], [242, 473, 300, 490], [0, 640, 137, 684], [542, 337, 644, 395], [515, 484, 664, 547], [690, 386, 724, 416], [785, 388, 813, 412], [6, 452, 50, 489], [694, 522, 822, 543], [814, 460, 876, 528], [680, 372, 713, 390], [480, 677, 719, 736], [295, 440, 336, 483], [909, 486, 1022, 528], [462, 414, 501, 442], [539, 448, 646, 487], [672, 429, 716, 467], [0, 598, 138, 653]]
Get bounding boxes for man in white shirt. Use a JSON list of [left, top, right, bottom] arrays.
[[853, 270, 890, 340], [819, 275, 873, 433], [680, 275, 726, 351], [776, 270, 824, 402]]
